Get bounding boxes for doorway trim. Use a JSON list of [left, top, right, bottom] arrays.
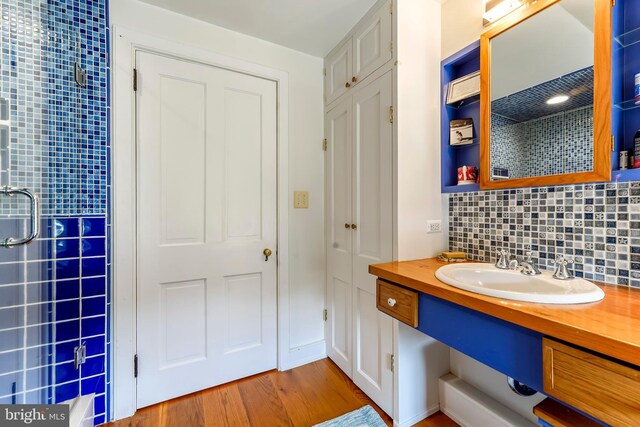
[[111, 26, 290, 420]]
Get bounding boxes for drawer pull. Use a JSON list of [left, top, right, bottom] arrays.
[[377, 279, 418, 327]]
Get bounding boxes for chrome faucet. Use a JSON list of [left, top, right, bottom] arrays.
[[497, 249, 542, 276], [519, 252, 541, 276], [551, 255, 574, 280], [495, 249, 511, 269]]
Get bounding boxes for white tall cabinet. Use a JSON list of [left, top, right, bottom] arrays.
[[324, 0, 395, 415], [326, 70, 394, 413], [324, 0, 449, 424], [324, 1, 393, 105]]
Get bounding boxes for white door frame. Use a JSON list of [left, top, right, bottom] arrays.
[[111, 26, 290, 420]]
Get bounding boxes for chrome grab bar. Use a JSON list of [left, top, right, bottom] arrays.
[[0, 186, 40, 248]]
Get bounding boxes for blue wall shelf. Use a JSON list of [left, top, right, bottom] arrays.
[[612, 167, 640, 183], [441, 41, 481, 193], [442, 183, 480, 193]]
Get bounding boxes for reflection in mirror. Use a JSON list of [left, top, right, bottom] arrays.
[[489, 0, 594, 181]]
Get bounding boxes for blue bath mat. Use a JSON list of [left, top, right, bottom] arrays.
[[313, 405, 387, 427]]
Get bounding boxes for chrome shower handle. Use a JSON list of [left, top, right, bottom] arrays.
[[0, 186, 40, 248]]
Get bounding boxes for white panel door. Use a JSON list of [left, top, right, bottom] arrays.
[[352, 2, 392, 83], [135, 51, 277, 408], [325, 39, 353, 106], [325, 96, 353, 376], [351, 71, 393, 415]]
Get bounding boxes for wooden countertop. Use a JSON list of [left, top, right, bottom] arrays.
[[369, 258, 640, 367]]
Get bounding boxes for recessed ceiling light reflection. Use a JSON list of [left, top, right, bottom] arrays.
[[546, 95, 569, 105]]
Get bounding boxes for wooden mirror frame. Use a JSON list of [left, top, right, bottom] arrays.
[[479, 0, 611, 190]]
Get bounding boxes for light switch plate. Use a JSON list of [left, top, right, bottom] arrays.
[[294, 191, 309, 209]]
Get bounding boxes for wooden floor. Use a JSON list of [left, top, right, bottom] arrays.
[[104, 358, 458, 427]]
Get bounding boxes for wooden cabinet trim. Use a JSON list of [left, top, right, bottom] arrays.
[[533, 398, 601, 427], [543, 338, 640, 426]]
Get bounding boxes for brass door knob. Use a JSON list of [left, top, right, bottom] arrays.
[[351, 224, 357, 230], [345, 82, 351, 88], [344, 223, 350, 229], [263, 248, 273, 261], [352, 76, 357, 82]]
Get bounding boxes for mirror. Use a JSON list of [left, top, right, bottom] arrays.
[[479, 0, 611, 189]]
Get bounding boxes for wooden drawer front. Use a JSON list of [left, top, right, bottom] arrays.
[[376, 279, 418, 327], [543, 338, 640, 426]]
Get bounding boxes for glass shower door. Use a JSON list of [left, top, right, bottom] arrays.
[[0, 0, 109, 418]]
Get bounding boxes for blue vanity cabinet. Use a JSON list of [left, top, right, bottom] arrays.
[[416, 293, 544, 392], [375, 276, 632, 426], [379, 277, 545, 391]]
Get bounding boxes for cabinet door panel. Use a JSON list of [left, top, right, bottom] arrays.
[[352, 71, 393, 294], [325, 40, 353, 106], [325, 97, 353, 375], [352, 2, 392, 83], [351, 71, 393, 414], [353, 286, 394, 415]]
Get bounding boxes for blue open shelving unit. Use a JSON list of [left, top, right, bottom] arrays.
[[612, 0, 640, 182], [440, 41, 481, 193], [440, 0, 640, 193]]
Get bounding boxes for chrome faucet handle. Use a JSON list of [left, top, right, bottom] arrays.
[[520, 252, 541, 276], [551, 255, 574, 280], [495, 249, 510, 269]]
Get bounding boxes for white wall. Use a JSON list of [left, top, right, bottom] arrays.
[[441, 0, 484, 60], [441, 2, 546, 421], [111, 0, 326, 365], [395, 322, 449, 427], [450, 350, 545, 424], [396, 0, 448, 261], [394, 1, 450, 425]]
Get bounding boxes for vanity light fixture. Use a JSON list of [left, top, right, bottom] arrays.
[[546, 95, 570, 105], [483, 0, 523, 25]]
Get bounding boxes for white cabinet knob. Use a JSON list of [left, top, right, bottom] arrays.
[[387, 298, 396, 307]]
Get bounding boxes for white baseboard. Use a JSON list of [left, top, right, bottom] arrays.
[[279, 340, 327, 371], [439, 374, 537, 427], [393, 404, 440, 427]]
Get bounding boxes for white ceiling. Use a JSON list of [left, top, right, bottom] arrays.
[[138, 0, 380, 57]]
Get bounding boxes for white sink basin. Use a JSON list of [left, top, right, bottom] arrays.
[[435, 263, 604, 304]]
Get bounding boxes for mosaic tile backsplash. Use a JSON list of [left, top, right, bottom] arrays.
[[491, 106, 594, 179], [448, 182, 640, 287], [0, 0, 110, 425]]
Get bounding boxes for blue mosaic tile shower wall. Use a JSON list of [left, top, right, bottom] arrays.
[[0, 0, 110, 425], [491, 106, 594, 179], [448, 182, 640, 287]]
